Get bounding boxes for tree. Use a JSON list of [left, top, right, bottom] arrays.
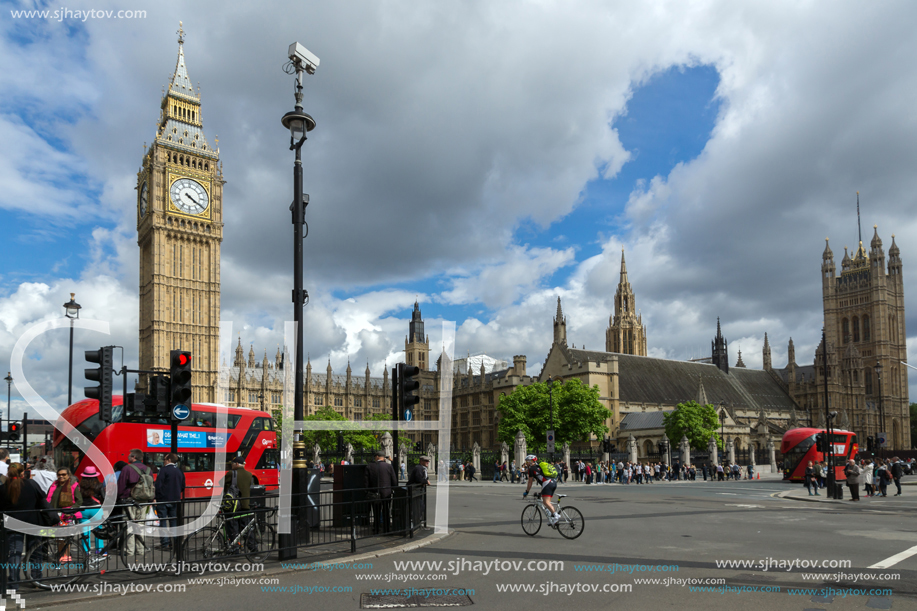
[[284, 407, 391, 452], [497, 378, 610, 453], [663, 401, 721, 451]]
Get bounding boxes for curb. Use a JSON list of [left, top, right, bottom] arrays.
[[25, 530, 454, 608]]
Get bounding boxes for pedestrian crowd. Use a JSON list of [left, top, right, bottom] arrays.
[[805, 456, 909, 501]]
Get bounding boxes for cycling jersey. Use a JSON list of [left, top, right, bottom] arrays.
[[527, 464, 558, 497]]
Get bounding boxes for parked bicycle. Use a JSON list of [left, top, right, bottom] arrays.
[[23, 501, 174, 589], [193, 505, 277, 563], [520, 493, 584, 539]]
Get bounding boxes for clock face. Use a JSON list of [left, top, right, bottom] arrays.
[[170, 178, 209, 215], [139, 182, 148, 217]]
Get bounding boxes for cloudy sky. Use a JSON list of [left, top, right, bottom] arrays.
[[2, 0, 917, 418]]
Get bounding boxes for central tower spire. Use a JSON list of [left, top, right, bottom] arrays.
[[606, 249, 647, 355]]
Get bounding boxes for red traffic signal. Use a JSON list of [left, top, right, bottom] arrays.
[[9, 423, 19, 433], [177, 353, 191, 366]]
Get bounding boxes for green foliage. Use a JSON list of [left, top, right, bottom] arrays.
[[276, 406, 391, 451], [497, 378, 610, 453], [663, 401, 721, 451]]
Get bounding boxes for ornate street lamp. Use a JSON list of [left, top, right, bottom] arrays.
[[4, 372, 12, 434], [63, 293, 81, 407]]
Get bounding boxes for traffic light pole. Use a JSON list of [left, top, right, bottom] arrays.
[[822, 330, 836, 498], [392, 365, 400, 463]]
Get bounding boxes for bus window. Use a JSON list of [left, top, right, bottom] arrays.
[[255, 448, 280, 470]]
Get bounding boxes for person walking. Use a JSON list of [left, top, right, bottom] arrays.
[[0, 464, 45, 589], [500, 461, 509, 482], [154, 453, 185, 550], [844, 459, 861, 501], [118, 449, 153, 556], [863, 459, 875, 497], [509, 460, 516, 483], [48, 466, 83, 562], [365, 450, 398, 534], [493, 459, 502, 483], [804, 461, 819, 496], [78, 466, 105, 553], [407, 455, 431, 528], [891, 459, 904, 496]]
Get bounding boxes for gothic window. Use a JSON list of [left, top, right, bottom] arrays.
[[228, 390, 235, 402], [853, 370, 858, 383], [852, 317, 860, 342], [842, 319, 849, 343], [863, 315, 870, 341], [372, 398, 380, 408], [354, 398, 362, 408], [354, 413, 362, 421], [249, 392, 257, 404], [865, 369, 873, 394], [334, 396, 343, 407], [472, 412, 481, 427], [313, 396, 322, 405]]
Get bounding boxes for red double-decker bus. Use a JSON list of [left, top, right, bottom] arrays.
[[781, 427, 858, 482], [53, 396, 279, 497]]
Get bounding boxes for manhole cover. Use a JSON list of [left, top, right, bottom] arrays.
[[361, 593, 474, 608]]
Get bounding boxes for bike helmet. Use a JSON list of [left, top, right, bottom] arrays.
[[525, 454, 538, 462]]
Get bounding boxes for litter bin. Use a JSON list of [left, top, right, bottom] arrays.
[[834, 483, 844, 499]]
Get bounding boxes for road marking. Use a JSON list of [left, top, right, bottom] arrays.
[[869, 544, 917, 569], [725, 504, 764, 508], [717, 493, 738, 496]]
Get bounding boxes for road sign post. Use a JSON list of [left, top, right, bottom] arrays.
[[546, 430, 555, 455]]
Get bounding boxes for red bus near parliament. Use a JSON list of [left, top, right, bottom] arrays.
[[781, 427, 858, 483], [53, 396, 279, 497]]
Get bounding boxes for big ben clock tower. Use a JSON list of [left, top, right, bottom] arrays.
[[137, 23, 222, 402]]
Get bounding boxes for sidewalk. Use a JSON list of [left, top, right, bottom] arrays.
[[778, 484, 913, 504], [429, 472, 784, 486]]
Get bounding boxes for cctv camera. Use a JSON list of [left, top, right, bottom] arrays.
[[289, 42, 320, 74]]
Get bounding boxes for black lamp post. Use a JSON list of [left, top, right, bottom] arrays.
[[4, 372, 12, 435], [63, 293, 81, 407], [259, 390, 265, 412], [875, 360, 884, 453], [280, 43, 318, 558], [546, 377, 556, 461]]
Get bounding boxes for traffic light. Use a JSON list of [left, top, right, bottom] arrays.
[[8, 422, 20, 441], [85, 346, 114, 422], [815, 432, 827, 453], [148, 375, 170, 413], [866, 436, 875, 452], [399, 364, 420, 421], [169, 350, 192, 413]]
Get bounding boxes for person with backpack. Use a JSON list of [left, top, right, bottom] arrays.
[[118, 449, 153, 556], [78, 466, 105, 553], [521, 455, 561, 525], [154, 453, 185, 550]]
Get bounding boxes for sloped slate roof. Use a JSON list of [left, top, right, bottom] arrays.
[[564, 349, 796, 412], [619, 411, 671, 431], [774, 364, 816, 384]]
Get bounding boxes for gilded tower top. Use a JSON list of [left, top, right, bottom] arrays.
[[153, 22, 217, 160]]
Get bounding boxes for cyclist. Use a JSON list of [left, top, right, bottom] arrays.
[[522, 455, 561, 525]]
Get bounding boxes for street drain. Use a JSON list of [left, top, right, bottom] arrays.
[[361, 593, 474, 608]]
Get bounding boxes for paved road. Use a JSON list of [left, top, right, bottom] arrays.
[[27, 478, 917, 610]]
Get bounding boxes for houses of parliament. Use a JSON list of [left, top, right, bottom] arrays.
[[136, 28, 910, 454]]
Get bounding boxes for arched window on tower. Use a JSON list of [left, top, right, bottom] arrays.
[[852, 317, 860, 342], [865, 368, 873, 394], [842, 319, 849, 343], [863, 315, 870, 341]]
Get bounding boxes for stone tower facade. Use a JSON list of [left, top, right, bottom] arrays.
[[405, 301, 430, 370], [820, 226, 908, 448], [553, 297, 567, 346], [606, 250, 648, 355], [137, 23, 222, 402], [711, 318, 729, 374]]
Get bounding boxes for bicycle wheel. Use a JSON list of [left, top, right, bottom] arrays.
[[521, 504, 542, 536], [24, 537, 88, 590], [245, 523, 276, 563], [197, 527, 227, 560], [556, 506, 584, 540]]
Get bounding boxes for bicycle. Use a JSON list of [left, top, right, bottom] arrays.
[[194, 506, 277, 563], [520, 493, 584, 539], [23, 501, 174, 589]]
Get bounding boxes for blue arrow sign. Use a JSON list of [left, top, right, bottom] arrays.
[[404, 409, 413, 422], [172, 404, 191, 421]]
